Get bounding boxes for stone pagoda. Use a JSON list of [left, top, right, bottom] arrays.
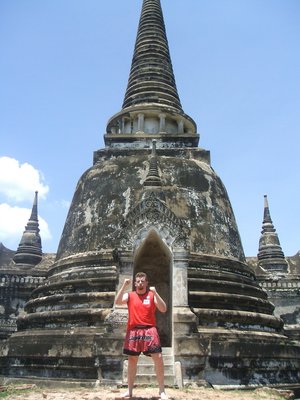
[[13, 191, 42, 268], [257, 195, 288, 273], [1, 0, 300, 388]]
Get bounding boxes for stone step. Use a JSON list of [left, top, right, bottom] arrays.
[[135, 373, 175, 386], [123, 347, 177, 387], [137, 354, 174, 366], [160, 347, 173, 355], [136, 364, 174, 375]]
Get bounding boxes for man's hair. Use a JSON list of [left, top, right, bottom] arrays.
[[135, 272, 148, 281]]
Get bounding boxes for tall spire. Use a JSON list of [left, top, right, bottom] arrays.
[[104, 0, 198, 149], [13, 191, 42, 267], [122, 0, 182, 111], [257, 195, 288, 273]]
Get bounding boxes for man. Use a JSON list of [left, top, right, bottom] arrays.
[[115, 272, 168, 399]]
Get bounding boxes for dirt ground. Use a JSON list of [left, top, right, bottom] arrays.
[[1, 385, 296, 400]]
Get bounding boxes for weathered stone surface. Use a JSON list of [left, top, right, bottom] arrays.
[[57, 148, 244, 262]]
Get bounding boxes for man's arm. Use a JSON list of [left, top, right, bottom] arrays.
[[149, 286, 167, 313], [115, 278, 131, 305]]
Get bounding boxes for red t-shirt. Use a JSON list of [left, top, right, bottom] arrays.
[[127, 290, 156, 330]]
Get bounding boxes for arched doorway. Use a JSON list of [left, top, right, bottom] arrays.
[[133, 229, 172, 347]]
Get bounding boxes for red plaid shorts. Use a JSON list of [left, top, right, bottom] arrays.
[[123, 326, 162, 356]]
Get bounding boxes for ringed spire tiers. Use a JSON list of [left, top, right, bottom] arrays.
[[122, 0, 182, 111], [105, 0, 199, 149], [257, 195, 288, 273]]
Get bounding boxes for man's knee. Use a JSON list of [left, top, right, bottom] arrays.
[[128, 355, 139, 365], [151, 352, 162, 357], [151, 352, 163, 362]]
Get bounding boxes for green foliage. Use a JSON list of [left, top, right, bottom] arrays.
[[0, 384, 37, 398]]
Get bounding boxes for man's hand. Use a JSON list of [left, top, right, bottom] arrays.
[[124, 278, 131, 287], [115, 278, 131, 305], [150, 286, 167, 313]]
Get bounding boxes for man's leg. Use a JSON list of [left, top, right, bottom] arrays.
[[122, 355, 139, 397], [151, 352, 168, 399]]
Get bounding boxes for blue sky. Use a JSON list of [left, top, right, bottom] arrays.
[[0, 0, 299, 257]]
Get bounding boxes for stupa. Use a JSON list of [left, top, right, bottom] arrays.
[[1, 0, 300, 388]]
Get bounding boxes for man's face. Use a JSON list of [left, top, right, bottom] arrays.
[[134, 276, 148, 293]]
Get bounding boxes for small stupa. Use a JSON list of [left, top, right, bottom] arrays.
[[258, 195, 288, 273]]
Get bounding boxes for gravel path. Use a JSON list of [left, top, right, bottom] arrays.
[[1, 385, 295, 400]]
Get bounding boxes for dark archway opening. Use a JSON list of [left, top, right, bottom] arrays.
[[133, 230, 172, 347]]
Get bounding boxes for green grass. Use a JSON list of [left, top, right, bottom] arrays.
[[0, 385, 37, 398]]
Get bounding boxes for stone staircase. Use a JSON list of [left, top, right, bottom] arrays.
[[123, 347, 182, 387]]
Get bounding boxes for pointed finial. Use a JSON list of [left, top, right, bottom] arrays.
[[151, 139, 157, 157], [263, 194, 272, 224], [257, 195, 288, 273], [144, 140, 162, 187], [13, 191, 42, 267], [30, 191, 39, 221]]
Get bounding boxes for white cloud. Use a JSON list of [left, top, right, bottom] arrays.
[[0, 156, 49, 202], [0, 203, 51, 250], [56, 199, 71, 209]]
